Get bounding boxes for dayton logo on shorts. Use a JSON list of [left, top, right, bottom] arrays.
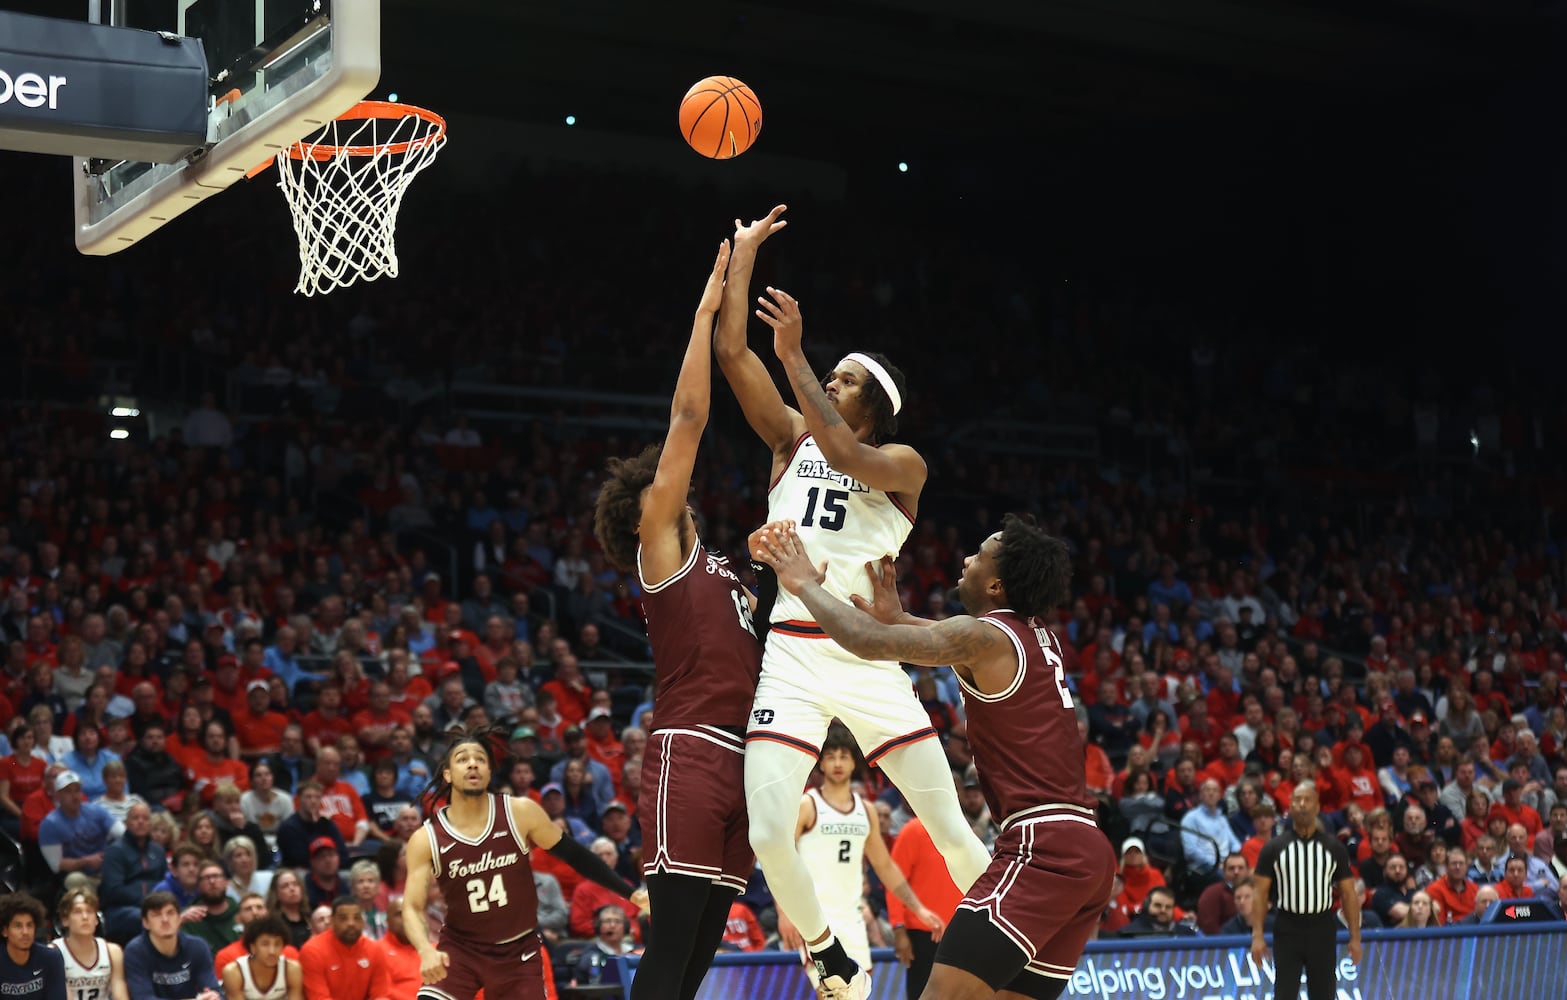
[[751, 709, 776, 726]]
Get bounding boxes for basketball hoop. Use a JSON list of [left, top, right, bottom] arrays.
[[273, 101, 447, 296]]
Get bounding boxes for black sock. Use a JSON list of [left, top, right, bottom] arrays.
[[807, 937, 858, 981]]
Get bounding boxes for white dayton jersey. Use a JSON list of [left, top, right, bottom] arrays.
[[798, 788, 871, 915], [54, 938, 111, 1000], [766, 434, 914, 631], [234, 954, 291, 1000]]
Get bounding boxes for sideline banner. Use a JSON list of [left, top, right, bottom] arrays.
[[616, 923, 1567, 999]]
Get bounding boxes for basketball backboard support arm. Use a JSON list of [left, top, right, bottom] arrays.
[[73, 0, 379, 256]]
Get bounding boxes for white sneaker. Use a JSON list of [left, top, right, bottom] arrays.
[[815, 967, 871, 1000]]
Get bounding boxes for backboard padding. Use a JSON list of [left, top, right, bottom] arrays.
[[74, 0, 378, 255]]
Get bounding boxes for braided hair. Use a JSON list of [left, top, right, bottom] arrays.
[[419, 724, 510, 815]]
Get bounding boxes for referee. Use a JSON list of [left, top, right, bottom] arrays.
[[1250, 781, 1362, 1000]]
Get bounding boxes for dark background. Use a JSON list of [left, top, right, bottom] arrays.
[[2, 0, 1565, 364]]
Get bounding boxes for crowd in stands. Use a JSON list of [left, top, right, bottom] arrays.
[[0, 160, 1564, 1000]]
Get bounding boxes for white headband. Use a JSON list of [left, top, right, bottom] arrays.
[[841, 352, 902, 415]]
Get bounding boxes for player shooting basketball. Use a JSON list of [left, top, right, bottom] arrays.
[[716, 206, 990, 999]]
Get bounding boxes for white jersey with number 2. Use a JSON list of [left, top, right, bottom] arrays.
[[765, 434, 914, 631], [797, 788, 871, 915]]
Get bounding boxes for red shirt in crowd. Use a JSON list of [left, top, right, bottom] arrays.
[[721, 902, 765, 952]]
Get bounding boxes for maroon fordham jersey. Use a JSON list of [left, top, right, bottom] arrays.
[[637, 539, 762, 730], [957, 611, 1097, 824], [426, 792, 540, 943]]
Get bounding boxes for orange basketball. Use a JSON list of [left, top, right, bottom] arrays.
[[679, 76, 762, 159]]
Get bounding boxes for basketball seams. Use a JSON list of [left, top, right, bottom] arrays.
[[680, 76, 760, 158], [684, 92, 728, 145], [714, 89, 732, 158]]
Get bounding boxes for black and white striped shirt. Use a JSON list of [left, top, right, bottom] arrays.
[[1254, 825, 1352, 916]]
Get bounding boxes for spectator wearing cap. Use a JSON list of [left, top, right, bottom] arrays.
[[40, 768, 122, 890], [549, 725, 615, 816], [233, 679, 289, 759], [1366, 699, 1414, 769], [599, 798, 640, 881], [506, 726, 545, 782], [958, 765, 998, 850], [303, 836, 349, 909], [1117, 837, 1165, 911], [583, 706, 624, 771], [1489, 778, 1544, 838], [534, 782, 594, 851]]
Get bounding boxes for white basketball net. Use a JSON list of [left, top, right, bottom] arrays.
[[275, 105, 447, 296]]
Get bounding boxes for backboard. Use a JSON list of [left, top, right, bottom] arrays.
[[73, 0, 378, 255]]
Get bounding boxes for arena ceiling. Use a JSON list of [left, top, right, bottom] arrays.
[[380, 0, 1562, 149]]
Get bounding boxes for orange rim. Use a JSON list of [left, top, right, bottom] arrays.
[[283, 100, 447, 162]]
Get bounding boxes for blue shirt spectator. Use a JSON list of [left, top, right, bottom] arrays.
[[1147, 564, 1193, 610], [1181, 780, 1242, 874], [38, 772, 121, 879], [61, 745, 122, 800], [264, 628, 327, 696]]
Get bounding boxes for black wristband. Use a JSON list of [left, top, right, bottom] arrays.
[[546, 834, 636, 898]]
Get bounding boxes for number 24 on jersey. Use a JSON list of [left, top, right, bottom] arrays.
[[466, 873, 509, 912]]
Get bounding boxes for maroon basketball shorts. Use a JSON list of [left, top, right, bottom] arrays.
[[640, 726, 753, 892], [954, 807, 1116, 983], [418, 928, 546, 1000]]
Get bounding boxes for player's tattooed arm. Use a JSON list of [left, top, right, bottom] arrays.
[[760, 287, 926, 495], [753, 523, 1002, 667]]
